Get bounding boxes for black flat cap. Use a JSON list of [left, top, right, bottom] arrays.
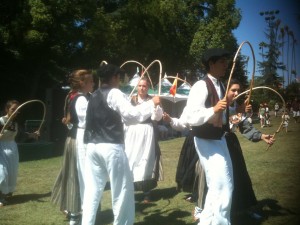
[[202, 48, 231, 63]]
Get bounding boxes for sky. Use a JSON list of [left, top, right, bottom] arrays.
[[233, 0, 300, 85]]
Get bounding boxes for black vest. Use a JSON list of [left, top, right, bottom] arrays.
[[192, 76, 229, 140], [84, 88, 124, 144]]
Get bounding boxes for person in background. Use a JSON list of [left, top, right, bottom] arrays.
[[259, 103, 266, 128], [81, 64, 160, 225], [291, 97, 300, 123], [286, 100, 292, 114], [264, 103, 270, 127], [274, 102, 280, 117], [281, 111, 290, 132], [157, 119, 169, 140], [0, 100, 39, 207], [124, 77, 164, 203], [51, 69, 94, 225]]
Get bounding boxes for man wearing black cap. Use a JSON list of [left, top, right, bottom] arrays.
[[185, 48, 233, 224], [81, 64, 160, 225]]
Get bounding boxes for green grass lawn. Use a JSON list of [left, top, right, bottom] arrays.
[[0, 115, 300, 225]]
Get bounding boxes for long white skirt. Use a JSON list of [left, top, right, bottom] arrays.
[[0, 140, 19, 194], [124, 123, 156, 182], [0, 150, 8, 194]]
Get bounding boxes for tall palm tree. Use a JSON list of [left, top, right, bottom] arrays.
[[285, 26, 290, 84], [259, 41, 267, 59], [290, 32, 297, 81], [274, 19, 281, 43], [280, 27, 285, 87]]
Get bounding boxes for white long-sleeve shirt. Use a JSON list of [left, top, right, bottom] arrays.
[[107, 88, 156, 125], [185, 75, 225, 126], [75, 95, 89, 129], [169, 107, 189, 131]]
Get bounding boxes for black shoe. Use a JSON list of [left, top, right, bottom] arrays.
[[5, 192, 13, 198], [143, 193, 151, 203], [247, 210, 263, 220]]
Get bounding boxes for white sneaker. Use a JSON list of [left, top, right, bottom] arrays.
[[69, 214, 81, 225], [0, 198, 7, 207], [193, 206, 202, 221], [69, 219, 80, 225]]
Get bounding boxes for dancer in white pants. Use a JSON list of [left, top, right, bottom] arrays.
[[82, 64, 160, 225], [186, 48, 234, 225]]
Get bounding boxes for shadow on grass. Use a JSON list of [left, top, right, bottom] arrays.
[[95, 209, 114, 225], [94, 187, 195, 225], [86, 190, 298, 225], [135, 186, 179, 202], [135, 210, 194, 225], [134, 187, 195, 225], [5, 192, 51, 205], [95, 208, 193, 225], [258, 198, 296, 218], [232, 198, 297, 225]]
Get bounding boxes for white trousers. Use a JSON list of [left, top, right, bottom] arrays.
[[194, 136, 233, 225], [76, 128, 86, 206], [81, 143, 135, 225]]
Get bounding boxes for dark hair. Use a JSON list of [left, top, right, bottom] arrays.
[[226, 78, 240, 89], [5, 100, 20, 112], [201, 48, 230, 71], [226, 79, 244, 104], [202, 55, 228, 71], [97, 64, 125, 84]]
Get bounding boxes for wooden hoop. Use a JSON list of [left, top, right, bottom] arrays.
[[225, 41, 256, 105], [0, 100, 46, 136], [234, 86, 286, 150]]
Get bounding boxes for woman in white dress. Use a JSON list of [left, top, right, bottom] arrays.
[[0, 100, 39, 206], [124, 77, 163, 203]]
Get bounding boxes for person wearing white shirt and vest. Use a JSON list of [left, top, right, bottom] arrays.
[[81, 64, 160, 225], [185, 48, 234, 225]]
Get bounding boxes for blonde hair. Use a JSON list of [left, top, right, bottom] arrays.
[[68, 69, 92, 91]]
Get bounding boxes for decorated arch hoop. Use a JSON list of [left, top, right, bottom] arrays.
[[120, 60, 154, 97], [121, 60, 162, 98], [0, 99, 46, 136], [234, 86, 286, 150]]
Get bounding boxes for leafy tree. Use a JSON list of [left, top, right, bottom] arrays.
[[0, 0, 247, 105], [284, 82, 300, 100], [0, 0, 99, 101], [189, 0, 248, 86], [255, 11, 285, 102]]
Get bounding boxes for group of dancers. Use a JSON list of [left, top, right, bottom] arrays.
[[50, 66, 162, 225], [1, 48, 276, 225]]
